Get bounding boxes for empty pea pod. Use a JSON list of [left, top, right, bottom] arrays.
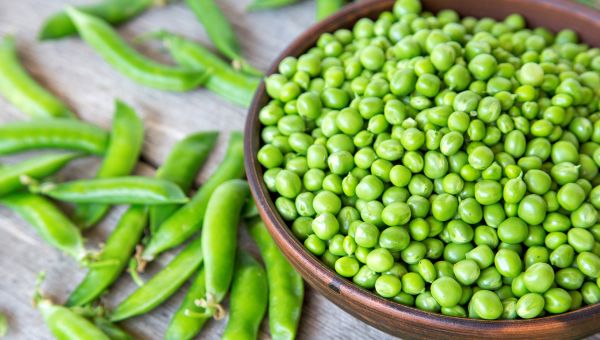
[[246, 0, 299, 11], [0, 119, 109, 156], [37, 176, 188, 205], [153, 31, 260, 106], [0, 193, 86, 261], [67, 206, 148, 307], [221, 251, 268, 340], [165, 268, 209, 340], [198, 179, 250, 318], [150, 131, 218, 233], [141, 132, 245, 261], [74, 100, 144, 228], [39, 0, 153, 40], [185, 0, 262, 76], [316, 0, 347, 20], [110, 237, 204, 322], [248, 218, 304, 340], [0, 152, 80, 197], [67, 8, 209, 91], [0, 35, 75, 119]]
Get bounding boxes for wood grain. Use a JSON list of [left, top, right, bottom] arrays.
[[0, 0, 392, 339]]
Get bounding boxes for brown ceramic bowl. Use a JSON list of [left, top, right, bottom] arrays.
[[244, 0, 600, 338]]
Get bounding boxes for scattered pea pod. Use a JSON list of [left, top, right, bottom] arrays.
[[221, 251, 268, 340], [0, 193, 86, 261], [67, 206, 148, 307], [246, 0, 300, 11], [0, 152, 80, 197], [150, 131, 218, 233], [74, 100, 144, 228], [0, 313, 7, 337], [165, 268, 209, 340], [198, 179, 250, 318], [34, 274, 110, 340], [184, 0, 262, 76], [316, 0, 347, 20], [110, 237, 203, 322], [37, 299, 110, 340], [153, 31, 260, 106], [39, 0, 153, 40], [248, 218, 304, 340], [38, 176, 188, 205], [67, 8, 210, 92], [0, 119, 108, 156], [141, 132, 245, 260], [0, 35, 75, 119]]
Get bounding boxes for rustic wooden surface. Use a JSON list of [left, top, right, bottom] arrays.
[[0, 0, 394, 339]]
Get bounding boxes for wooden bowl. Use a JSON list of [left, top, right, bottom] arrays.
[[244, 0, 600, 338]]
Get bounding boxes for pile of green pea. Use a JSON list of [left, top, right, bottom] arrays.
[[256, 0, 600, 320]]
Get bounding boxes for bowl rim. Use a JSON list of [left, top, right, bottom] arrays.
[[244, 0, 600, 332]]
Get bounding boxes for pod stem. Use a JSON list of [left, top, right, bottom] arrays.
[[128, 257, 145, 287], [194, 298, 226, 320]]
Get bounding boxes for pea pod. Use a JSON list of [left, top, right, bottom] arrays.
[[248, 218, 304, 340], [165, 268, 209, 340], [142, 132, 245, 260], [67, 8, 209, 92], [221, 251, 268, 340], [184, 0, 262, 76], [110, 237, 203, 322], [37, 299, 110, 340], [38, 176, 188, 205], [316, 0, 347, 20], [199, 179, 250, 317], [0, 119, 108, 156], [39, 0, 153, 40], [0, 152, 80, 197], [0, 313, 7, 337], [153, 31, 260, 106], [0, 35, 74, 119], [67, 206, 148, 307], [246, 0, 299, 11], [74, 100, 144, 228], [92, 318, 132, 340], [150, 131, 218, 233], [0, 193, 85, 261]]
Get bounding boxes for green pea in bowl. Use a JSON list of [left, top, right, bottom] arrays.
[[245, 0, 600, 338]]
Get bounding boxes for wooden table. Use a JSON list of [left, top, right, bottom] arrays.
[[0, 1, 394, 339]]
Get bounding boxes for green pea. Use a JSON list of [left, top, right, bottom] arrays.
[[335, 256, 360, 277], [494, 249, 522, 278], [401, 241, 427, 264], [523, 263, 554, 293], [557, 183, 586, 211], [375, 274, 403, 298], [401, 272, 426, 295], [470, 290, 503, 320], [453, 259, 481, 285], [516, 293, 545, 319], [517, 194, 547, 225], [576, 252, 600, 278], [354, 222, 379, 248], [417, 259, 437, 283]]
